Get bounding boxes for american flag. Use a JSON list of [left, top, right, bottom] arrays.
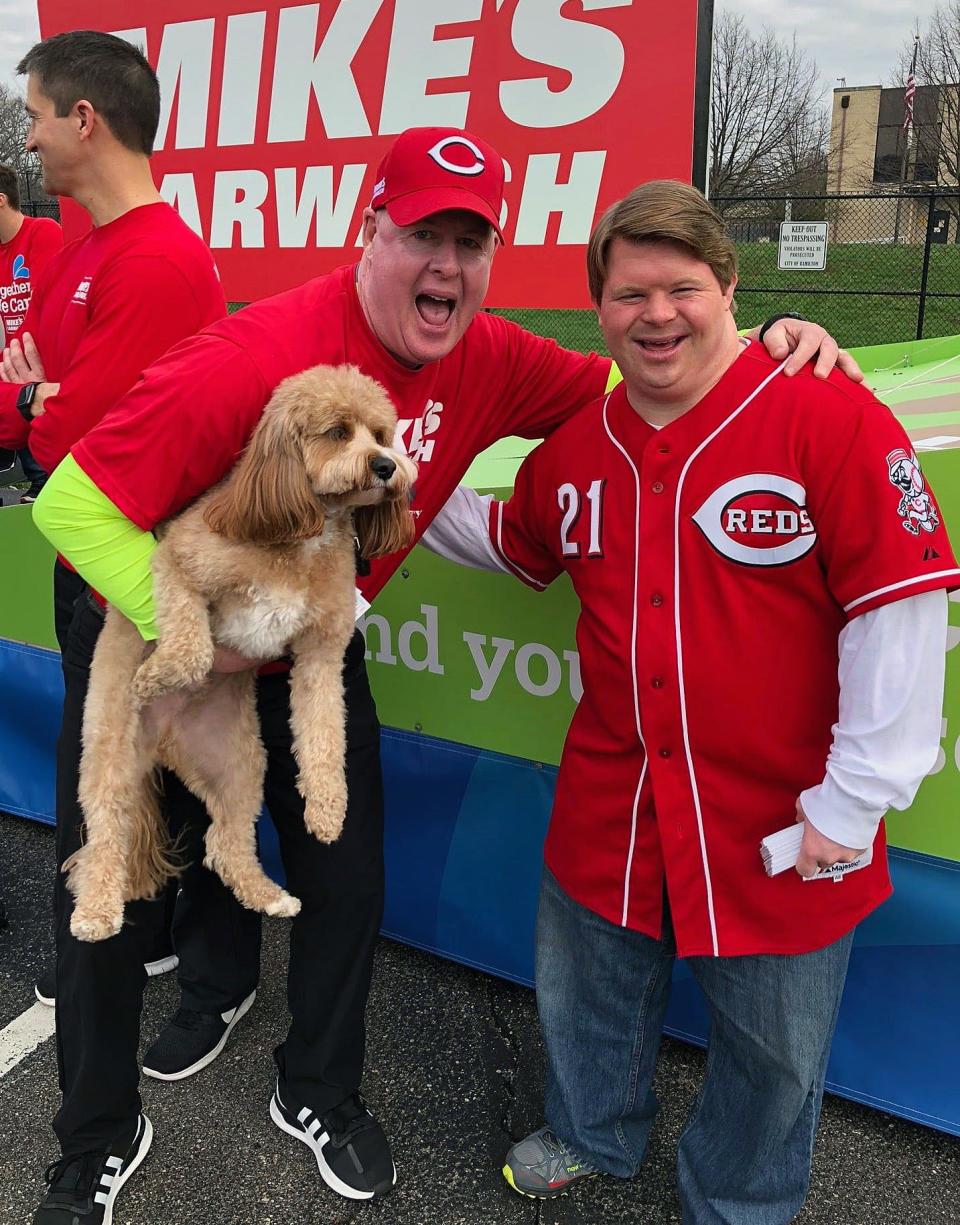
[[903, 70, 916, 134]]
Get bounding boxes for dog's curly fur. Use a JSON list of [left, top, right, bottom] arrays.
[[67, 364, 417, 941]]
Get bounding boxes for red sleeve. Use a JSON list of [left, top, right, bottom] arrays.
[[804, 382, 960, 617], [72, 333, 271, 530], [27, 219, 64, 287], [29, 254, 223, 474], [0, 288, 45, 447], [0, 382, 28, 448], [489, 446, 563, 590], [483, 315, 611, 442]]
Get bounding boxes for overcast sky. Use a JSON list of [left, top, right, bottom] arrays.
[[0, 0, 936, 105]]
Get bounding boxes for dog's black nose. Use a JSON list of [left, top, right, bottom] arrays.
[[371, 455, 396, 480]]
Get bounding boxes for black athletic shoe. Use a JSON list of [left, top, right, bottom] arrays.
[[34, 968, 55, 1007], [270, 1080, 396, 1200], [33, 1114, 152, 1224], [142, 990, 256, 1081], [34, 949, 180, 1008]]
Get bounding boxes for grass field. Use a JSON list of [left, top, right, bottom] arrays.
[[491, 241, 960, 354]]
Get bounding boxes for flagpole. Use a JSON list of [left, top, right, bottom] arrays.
[[894, 34, 921, 243]]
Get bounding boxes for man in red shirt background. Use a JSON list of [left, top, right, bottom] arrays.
[[0, 162, 62, 500], [422, 180, 957, 1222], [0, 35, 249, 1225]]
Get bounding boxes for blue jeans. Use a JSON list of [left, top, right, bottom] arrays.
[[536, 868, 854, 1225]]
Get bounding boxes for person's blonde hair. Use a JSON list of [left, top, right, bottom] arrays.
[[587, 180, 737, 303]]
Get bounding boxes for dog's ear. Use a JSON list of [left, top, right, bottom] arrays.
[[204, 413, 326, 544], [354, 498, 416, 561]]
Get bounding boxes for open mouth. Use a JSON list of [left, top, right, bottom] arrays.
[[416, 293, 456, 327], [636, 335, 686, 356]]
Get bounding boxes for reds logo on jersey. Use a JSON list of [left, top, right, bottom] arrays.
[[692, 474, 817, 566]]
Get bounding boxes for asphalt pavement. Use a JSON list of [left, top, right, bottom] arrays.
[[1, 811, 957, 1225]]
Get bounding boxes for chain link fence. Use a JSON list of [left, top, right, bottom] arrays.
[[713, 190, 960, 347], [21, 199, 60, 221]]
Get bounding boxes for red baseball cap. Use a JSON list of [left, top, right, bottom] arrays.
[[370, 127, 505, 242]]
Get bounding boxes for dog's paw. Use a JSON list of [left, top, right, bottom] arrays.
[[71, 908, 123, 942], [303, 798, 346, 845], [133, 652, 208, 702], [264, 892, 301, 919]]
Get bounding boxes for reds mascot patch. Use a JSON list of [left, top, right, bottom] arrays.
[[886, 448, 939, 536]]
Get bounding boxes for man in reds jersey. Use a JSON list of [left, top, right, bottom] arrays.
[[0, 163, 62, 500], [33, 126, 853, 1217], [422, 181, 957, 1222], [0, 31, 228, 1225]]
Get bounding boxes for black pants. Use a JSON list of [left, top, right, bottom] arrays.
[[53, 593, 385, 1156]]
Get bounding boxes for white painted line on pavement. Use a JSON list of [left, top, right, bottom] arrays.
[[0, 1003, 55, 1078]]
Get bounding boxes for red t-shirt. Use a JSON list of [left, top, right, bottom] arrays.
[[0, 202, 226, 474], [0, 214, 63, 344], [490, 343, 959, 956], [72, 263, 611, 598]]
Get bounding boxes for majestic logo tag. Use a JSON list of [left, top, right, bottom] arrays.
[[426, 135, 485, 177], [886, 448, 939, 535], [692, 474, 817, 566]]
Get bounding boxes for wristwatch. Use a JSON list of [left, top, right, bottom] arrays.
[[758, 313, 805, 343], [16, 381, 40, 422]]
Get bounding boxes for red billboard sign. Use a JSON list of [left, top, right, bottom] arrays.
[[36, 1, 708, 307]]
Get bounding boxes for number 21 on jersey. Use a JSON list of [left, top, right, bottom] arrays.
[[558, 479, 605, 558]]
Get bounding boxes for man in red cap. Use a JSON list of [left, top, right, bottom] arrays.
[[32, 124, 853, 1218]]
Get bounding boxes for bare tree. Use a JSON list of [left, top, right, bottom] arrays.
[[710, 12, 828, 205], [0, 83, 46, 207]]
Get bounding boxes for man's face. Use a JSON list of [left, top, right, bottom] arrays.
[[358, 208, 496, 367], [596, 238, 738, 412], [24, 76, 80, 197]]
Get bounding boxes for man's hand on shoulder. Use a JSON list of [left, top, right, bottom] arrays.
[[1, 333, 46, 384], [794, 799, 868, 879], [756, 318, 864, 383]]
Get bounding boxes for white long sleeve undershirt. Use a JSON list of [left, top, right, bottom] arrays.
[[421, 485, 949, 850]]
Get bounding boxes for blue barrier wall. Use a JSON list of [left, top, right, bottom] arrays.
[[3, 637, 958, 1135]]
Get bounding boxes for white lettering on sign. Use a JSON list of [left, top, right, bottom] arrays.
[[267, 1, 379, 142], [501, 0, 630, 128], [378, 0, 483, 133], [118, 2, 633, 153], [357, 606, 583, 704], [514, 151, 607, 245], [777, 222, 828, 271]]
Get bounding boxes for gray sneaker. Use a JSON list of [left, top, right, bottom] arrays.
[[503, 1126, 598, 1198]]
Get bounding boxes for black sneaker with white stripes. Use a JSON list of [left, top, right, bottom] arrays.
[[33, 1114, 152, 1224], [142, 990, 256, 1080], [270, 1080, 396, 1200]]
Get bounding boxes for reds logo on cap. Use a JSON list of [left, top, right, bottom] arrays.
[[692, 474, 818, 566], [369, 126, 506, 242]]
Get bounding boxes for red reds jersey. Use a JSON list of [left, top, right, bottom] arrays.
[[489, 343, 959, 957], [0, 203, 225, 473], [71, 263, 611, 599], [0, 214, 62, 345]]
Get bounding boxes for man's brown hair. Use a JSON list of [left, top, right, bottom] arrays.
[[587, 180, 737, 303], [0, 165, 20, 211], [18, 30, 160, 156]]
